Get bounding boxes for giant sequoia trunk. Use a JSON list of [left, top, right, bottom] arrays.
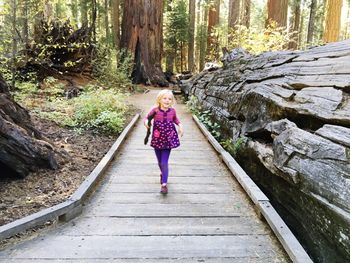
[[183, 40, 350, 262], [266, 0, 288, 28], [120, 0, 167, 86], [0, 76, 60, 178]]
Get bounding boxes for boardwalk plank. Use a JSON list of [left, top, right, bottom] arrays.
[[0, 90, 289, 262], [58, 217, 269, 236], [84, 203, 252, 217], [0, 235, 279, 259]]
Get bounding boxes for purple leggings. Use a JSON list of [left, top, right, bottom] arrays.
[[154, 149, 171, 184]]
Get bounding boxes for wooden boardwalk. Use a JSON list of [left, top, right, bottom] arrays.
[[0, 90, 289, 262]]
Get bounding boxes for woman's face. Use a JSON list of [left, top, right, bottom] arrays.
[[160, 94, 172, 109]]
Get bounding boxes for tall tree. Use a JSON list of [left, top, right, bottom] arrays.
[[104, 0, 110, 42], [207, 0, 220, 55], [70, 0, 79, 26], [241, 0, 251, 28], [323, 0, 343, 43], [266, 0, 288, 28], [80, 0, 88, 26], [288, 0, 301, 49], [199, 0, 208, 71], [91, 0, 97, 42], [195, 0, 202, 71], [165, 1, 175, 72], [111, 0, 120, 49], [164, 0, 188, 73], [307, 0, 317, 44], [228, 0, 240, 29], [121, 0, 167, 86], [22, 0, 29, 47], [11, 0, 17, 89], [188, 0, 196, 72]]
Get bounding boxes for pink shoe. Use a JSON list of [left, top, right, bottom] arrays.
[[160, 185, 168, 194]]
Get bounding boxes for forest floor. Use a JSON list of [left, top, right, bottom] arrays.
[[0, 91, 140, 249]]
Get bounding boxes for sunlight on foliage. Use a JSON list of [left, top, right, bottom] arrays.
[[227, 22, 294, 54], [92, 45, 133, 91], [38, 87, 128, 134], [221, 137, 245, 157], [186, 95, 202, 116]]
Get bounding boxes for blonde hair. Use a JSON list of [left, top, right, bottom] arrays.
[[155, 89, 176, 107]]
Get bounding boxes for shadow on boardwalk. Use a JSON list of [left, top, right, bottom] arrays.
[[0, 90, 289, 262]]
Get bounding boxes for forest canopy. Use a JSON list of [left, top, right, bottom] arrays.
[[0, 0, 350, 86]]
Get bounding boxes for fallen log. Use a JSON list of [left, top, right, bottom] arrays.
[[184, 40, 350, 262], [0, 75, 60, 178]]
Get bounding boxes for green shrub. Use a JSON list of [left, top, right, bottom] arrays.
[[91, 110, 125, 134], [72, 89, 127, 134], [221, 137, 245, 156], [38, 88, 127, 134], [186, 95, 202, 116], [198, 110, 221, 139]]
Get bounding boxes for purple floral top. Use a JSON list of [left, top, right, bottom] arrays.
[[145, 107, 181, 149]]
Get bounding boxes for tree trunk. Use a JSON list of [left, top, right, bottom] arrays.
[[0, 75, 60, 178], [71, 0, 79, 26], [195, 0, 202, 71], [266, 0, 288, 28], [199, 1, 208, 71], [22, 0, 29, 48], [207, 0, 220, 54], [241, 0, 251, 28], [11, 0, 17, 89], [228, 0, 240, 28], [307, 0, 317, 44], [91, 0, 97, 42], [188, 0, 196, 72], [288, 0, 301, 50], [112, 0, 120, 50], [104, 0, 110, 43], [80, 0, 88, 26], [121, 0, 167, 86], [323, 0, 343, 43], [44, 0, 53, 19], [228, 0, 240, 43]]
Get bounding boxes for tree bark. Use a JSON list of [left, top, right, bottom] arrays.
[[307, 0, 317, 44], [22, 0, 29, 48], [80, 0, 88, 26], [112, 0, 120, 50], [288, 0, 301, 50], [241, 0, 251, 28], [0, 75, 60, 178], [91, 0, 97, 42], [228, 0, 240, 29], [121, 0, 167, 86], [266, 0, 288, 28], [207, 0, 220, 52], [70, 0, 79, 26], [323, 0, 343, 43], [188, 0, 196, 72], [104, 0, 110, 42], [195, 0, 202, 71], [11, 0, 17, 90], [199, 1, 208, 71]]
